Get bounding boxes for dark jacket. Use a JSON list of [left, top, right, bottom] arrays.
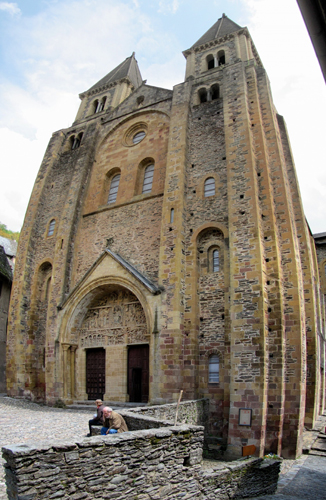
[[95, 404, 105, 423]]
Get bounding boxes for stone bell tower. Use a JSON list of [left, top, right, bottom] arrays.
[[157, 13, 323, 458], [6, 14, 325, 461]]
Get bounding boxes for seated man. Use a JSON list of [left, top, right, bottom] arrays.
[[101, 406, 129, 435], [87, 399, 105, 437]]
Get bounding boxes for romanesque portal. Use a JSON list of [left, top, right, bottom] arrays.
[[67, 286, 149, 403]]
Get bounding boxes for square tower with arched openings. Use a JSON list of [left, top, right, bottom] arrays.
[[6, 14, 325, 461]]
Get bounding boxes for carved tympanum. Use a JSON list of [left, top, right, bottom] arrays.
[[78, 289, 148, 347]]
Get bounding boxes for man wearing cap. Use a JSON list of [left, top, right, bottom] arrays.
[[87, 399, 105, 437], [100, 406, 128, 435]]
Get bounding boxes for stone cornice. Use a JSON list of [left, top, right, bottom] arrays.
[[183, 30, 239, 57], [79, 77, 134, 100], [183, 27, 263, 67]]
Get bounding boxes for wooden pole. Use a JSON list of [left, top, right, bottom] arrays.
[[174, 390, 183, 425]]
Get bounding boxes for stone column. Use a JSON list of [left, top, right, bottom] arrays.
[[62, 343, 71, 400], [70, 345, 77, 402]]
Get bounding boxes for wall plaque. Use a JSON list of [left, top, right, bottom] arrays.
[[238, 408, 252, 426]]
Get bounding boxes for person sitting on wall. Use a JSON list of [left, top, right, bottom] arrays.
[[101, 406, 129, 435], [87, 399, 105, 437]]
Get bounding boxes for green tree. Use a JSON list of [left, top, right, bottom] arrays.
[[0, 222, 20, 242]]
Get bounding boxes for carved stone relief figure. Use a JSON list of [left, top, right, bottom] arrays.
[[77, 288, 148, 348]]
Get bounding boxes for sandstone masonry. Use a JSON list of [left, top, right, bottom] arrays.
[[6, 14, 326, 459]]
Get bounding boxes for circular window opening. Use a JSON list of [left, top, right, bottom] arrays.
[[133, 131, 146, 144], [124, 122, 148, 147]]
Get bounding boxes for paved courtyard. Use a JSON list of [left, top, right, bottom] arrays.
[[0, 396, 325, 500], [0, 397, 92, 500]]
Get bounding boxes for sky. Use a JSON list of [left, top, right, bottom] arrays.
[[0, 0, 325, 234]]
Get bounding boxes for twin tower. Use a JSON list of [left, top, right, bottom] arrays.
[[7, 15, 326, 459]]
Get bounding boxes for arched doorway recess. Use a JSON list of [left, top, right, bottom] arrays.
[[66, 284, 150, 403]]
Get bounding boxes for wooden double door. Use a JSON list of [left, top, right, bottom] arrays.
[[86, 345, 149, 402]]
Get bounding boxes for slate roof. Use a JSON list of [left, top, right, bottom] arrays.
[[105, 249, 161, 295], [84, 53, 143, 95], [0, 236, 17, 259], [0, 246, 13, 282], [313, 232, 326, 244], [59, 247, 161, 310], [191, 14, 243, 49]]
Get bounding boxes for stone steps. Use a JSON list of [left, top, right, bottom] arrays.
[[67, 401, 147, 411]]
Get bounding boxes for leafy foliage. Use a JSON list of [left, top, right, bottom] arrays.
[[0, 222, 20, 242]]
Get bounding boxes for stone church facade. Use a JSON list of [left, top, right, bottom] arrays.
[[6, 15, 326, 459]]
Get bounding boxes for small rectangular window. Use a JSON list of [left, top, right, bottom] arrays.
[[204, 177, 215, 197], [108, 174, 120, 204], [209, 355, 219, 383], [213, 249, 219, 272], [48, 219, 56, 236], [142, 164, 154, 194]]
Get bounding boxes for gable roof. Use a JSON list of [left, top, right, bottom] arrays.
[[59, 248, 161, 310], [82, 52, 142, 96], [105, 248, 161, 295], [191, 14, 243, 49]]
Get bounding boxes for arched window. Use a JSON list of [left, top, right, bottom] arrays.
[[206, 54, 214, 70], [213, 249, 219, 272], [142, 164, 154, 194], [108, 174, 120, 204], [45, 277, 51, 301], [98, 96, 107, 112], [204, 177, 215, 197], [198, 88, 207, 103], [218, 50, 225, 66], [170, 208, 174, 224], [209, 354, 219, 383], [137, 95, 144, 106], [48, 219, 56, 237], [72, 132, 83, 150], [211, 84, 219, 100], [92, 100, 99, 114]]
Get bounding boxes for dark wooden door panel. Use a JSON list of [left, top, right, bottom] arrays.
[[86, 348, 105, 400], [128, 345, 149, 403]]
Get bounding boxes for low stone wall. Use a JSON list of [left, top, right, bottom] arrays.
[[90, 400, 208, 435], [121, 399, 223, 458], [91, 404, 197, 435], [90, 411, 172, 435], [126, 398, 209, 427], [2, 424, 280, 500]]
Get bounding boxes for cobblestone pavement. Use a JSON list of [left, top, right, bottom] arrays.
[[0, 396, 93, 500], [0, 396, 325, 500]]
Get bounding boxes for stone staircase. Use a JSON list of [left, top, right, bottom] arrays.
[[303, 411, 326, 457]]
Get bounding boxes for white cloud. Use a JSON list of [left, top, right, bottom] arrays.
[[0, 127, 45, 231], [0, 2, 20, 15], [158, 0, 179, 14], [0, 0, 182, 230], [0, 0, 325, 235], [241, 0, 326, 233], [144, 53, 185, 89]]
